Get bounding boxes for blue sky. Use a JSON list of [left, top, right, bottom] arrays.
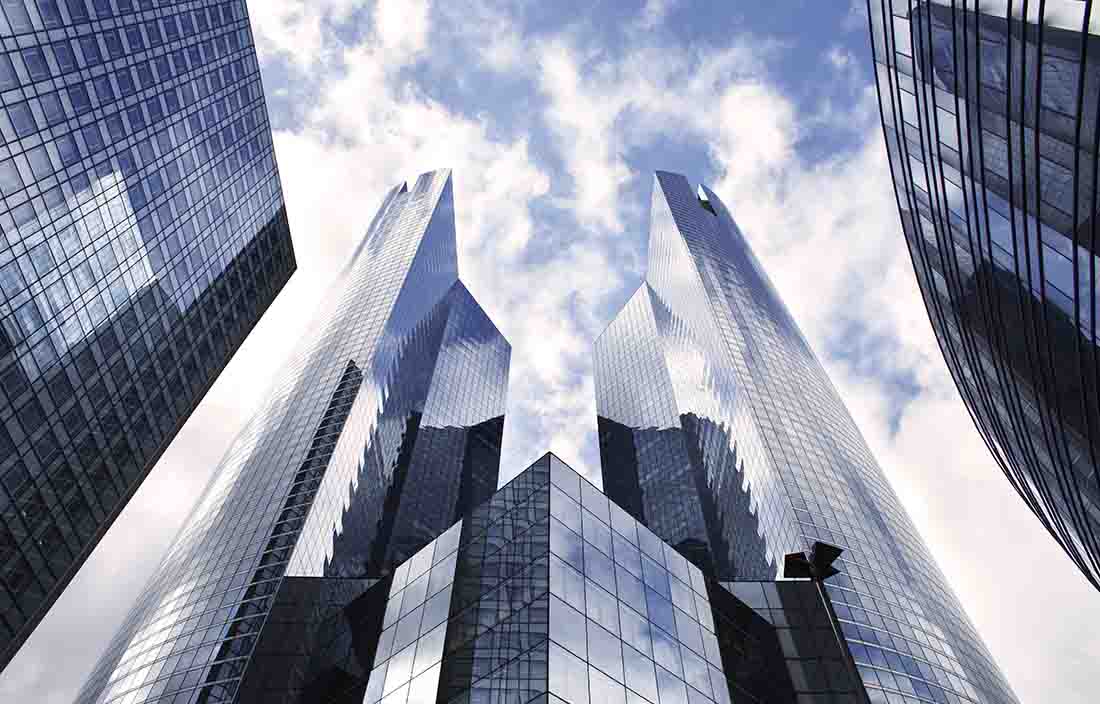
[[2, 1, 1098, 702]]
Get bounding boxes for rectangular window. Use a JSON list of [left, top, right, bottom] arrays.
[[68, 84, 92, 114], [0, 54, 17, 90], [145, 21, 163, 46], [52, 41, 77, 72], [21, 48, 50, 80], [125, 26, 145, 52], [40, 93, 65, 125], [79, 36, 103, 66], [103, 30, 125, 59], [36, 1, 63, 28], [1, 0, 33, 32], [116, 68, 135, 96], [66, 0, 90, 22], [93, 75, 115, 103], [8, 102, 37, 137]]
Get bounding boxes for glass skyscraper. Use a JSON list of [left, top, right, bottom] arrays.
[[867, 1, 1100, 591], [109, 450, 868, 704], [594, 172, 1019, 704], [75, 169, 511, 704], [0, 1, 294, 668]]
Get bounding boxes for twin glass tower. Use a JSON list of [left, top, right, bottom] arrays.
[[0, 2, 1023, 704], [69, 166, 1018, 704]]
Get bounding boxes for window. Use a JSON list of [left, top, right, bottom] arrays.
[[68, 84, 92, 114], [1, 0, 33, 32], [93, 75, 115, 102], [79, 36, 103, 66], [52, 41, 77, 72], [66, 0, 90, 22], [8, 102, 37, 137], [0, 160, 23, 195], [37, 0, 63, 28], [21, 48, 50, 80], [26, 146, 53, 179], [40, 93, 64, 125], [126, 26, 145, 52]]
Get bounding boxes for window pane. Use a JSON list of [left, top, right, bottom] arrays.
[[550, 641, 590, 704], [652, 627, 682, 678], [407, 663, 441, 704], [619, 602, 653, 658], [589, 665, 627, 704], [551, 594, 588, 660], [587, 618, 624, 682], [551, 553, 586, 608], [616, 565, 646, 615], [656, 666, 689, 704], [551, 517, 584, 567], [412, 623, 446, 677], [623, 643, 659, 704], [585, 579, 619, 635]]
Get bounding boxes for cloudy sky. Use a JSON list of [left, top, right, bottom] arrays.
[[2, 1, 1098, 702]]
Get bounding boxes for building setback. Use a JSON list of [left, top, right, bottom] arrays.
[[75, 170, 511, 704], [867, 0, 1100, 591], [594, 172, 1019, 704], [0, 0, 295, 668]]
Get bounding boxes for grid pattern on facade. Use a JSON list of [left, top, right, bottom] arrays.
[[74, 171, 510, 704], [229, 453, 870, 704], [867, 0, 1100, 591], [0, 0, 294, 667], [546, 454, 742, 704], [725, 580, 865, 701], [234, 576, 379, 704], [594, 171, 1019, 704]]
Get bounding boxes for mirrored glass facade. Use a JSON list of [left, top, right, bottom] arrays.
[[868, 1, 1100, 590], [0, 0, 294, 668], [230, 452, 867, 704], [594, 172, 1018, 704], [75, 170, 511, 704]]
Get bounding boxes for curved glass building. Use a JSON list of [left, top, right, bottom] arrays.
[[595, 172, 1019, 704], [868, 2, 1100, 589], [75, 170, 512, 704], [0, 0, 294, 668]]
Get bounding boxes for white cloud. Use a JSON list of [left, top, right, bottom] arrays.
[[250, 0, 364, 67], [373, 0, 431, 61], [826, 45, 854, 69], [637, 0, 680, 30]]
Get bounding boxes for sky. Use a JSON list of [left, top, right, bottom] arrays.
[[2, 1, 1099, 702]]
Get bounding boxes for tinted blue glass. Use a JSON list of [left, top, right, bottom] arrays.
[[594, 172, 1019, 704], [868, 1, 1100, 593], [74, 171, 510, 704], [87, 451, 862, 703], [0, 0, 294, 669]]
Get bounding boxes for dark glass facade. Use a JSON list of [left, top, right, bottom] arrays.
[[868, 1, 1100, 590], [232, 452, 867, 704], [594, 172, 1019, 704], [0, 0, 294, 668], [75, 170, 510, 704]]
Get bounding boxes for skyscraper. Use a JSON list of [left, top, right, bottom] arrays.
[[867, 1, 1100, 590], [75, 169, 511, 704], [595, 172, 1019, 704], [0, 1, 294, 667], [234, 452, 867, 704]]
